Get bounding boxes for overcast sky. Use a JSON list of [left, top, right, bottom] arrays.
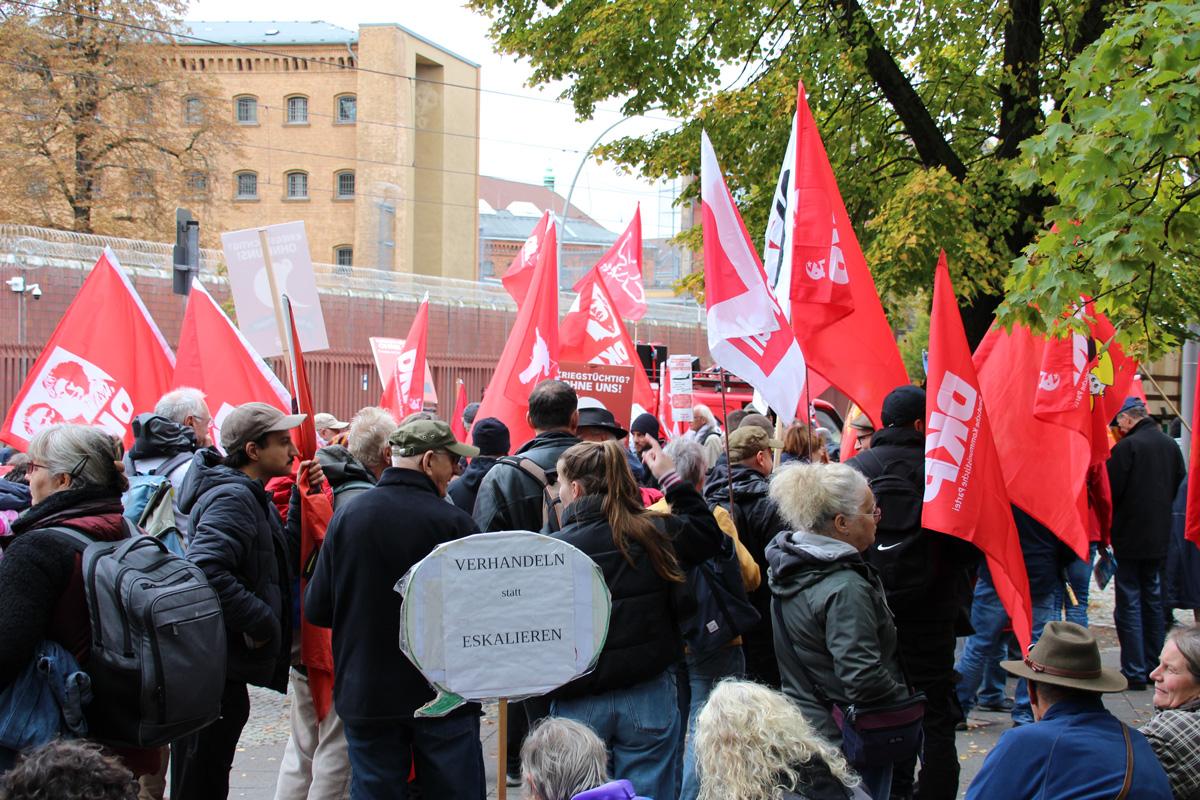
[[186, 0, 684, 238]]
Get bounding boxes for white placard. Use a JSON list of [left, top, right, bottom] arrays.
[[397, 531, 610, 715], [221, 221, 329, 357], [668, 354, 695, 422]]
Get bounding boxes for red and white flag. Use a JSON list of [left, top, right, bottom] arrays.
[[578, 206, 646, 321], [174, 280, 290, 449], [450, 379, 469, 442], [561, 269, 656, 419], [776, 81, 908, 427], [381, 296, 431, 418], [924, 251, 1033, 650], [502, 211, 554, 306], [701, 131, 807, 425], [475, 220, 560, 449], [2, 250, 174, 449]]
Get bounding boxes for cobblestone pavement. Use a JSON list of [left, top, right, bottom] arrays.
[[222, 581, 1162, 800]]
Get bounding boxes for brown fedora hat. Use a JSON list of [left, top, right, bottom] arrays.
[[1001, 621, 1127, 693]]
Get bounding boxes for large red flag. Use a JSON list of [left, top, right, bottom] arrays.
[[450, 379, 469, 442], [924, 251, 1033, 650], [561, 269, 656, 419], [577, 206, 646, 321], [781, 82, 907, 427], [975, 324, 1092, 559], [701, 131, 808, 425], [282, 295, 334, 720], [174, 280, 290, 448], [501, 211, 554, 306], [1187, 368, 1200, 546], [475, 221, 560, 449], [2, 250, 174, 449], [381, 297, 431, 418]]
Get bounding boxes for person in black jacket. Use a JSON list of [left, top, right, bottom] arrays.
[[172, 403, 321, 800], [306, 418, 484, 800], [449, 416, 509, 514], [1109, 397, 1187, 687], [845, 385, 979, 800], [703, 426, 789, 687], [550, 438, 724, 800]]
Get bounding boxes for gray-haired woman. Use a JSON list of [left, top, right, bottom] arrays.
[[520, 717, 650, 800], [766, 463, 910, 800], [0, 425, 156, 776], [1142, 625, 1200, 799]]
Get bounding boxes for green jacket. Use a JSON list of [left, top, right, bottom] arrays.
[[767, 530, 909, 743]]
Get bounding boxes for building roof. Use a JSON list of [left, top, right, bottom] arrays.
[[480, 211, 617, 247], [479, 175, 599, 228], [182, 21, 358, 46]]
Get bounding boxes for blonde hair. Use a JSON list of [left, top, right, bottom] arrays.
[[769, 462, 868, 535], [695, 680, 859, 800]]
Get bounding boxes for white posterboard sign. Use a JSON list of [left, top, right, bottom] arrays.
[[221, 221, 329, 357], [668, 354, 695, 422], [396, 531, 611, 716], [368, 336, 439, 407]]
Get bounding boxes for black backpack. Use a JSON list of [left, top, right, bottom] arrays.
[[855, 451, 933, 606], [47, 521, 226, 748], [682, 534, 761, 654], [495, 457, 563, 533]]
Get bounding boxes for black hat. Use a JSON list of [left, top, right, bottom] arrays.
[[463, 402, 481, 428], [630, 413, 661, 438], [470, 417, 510, 457], [881, 385, 926, 428], [577, 406, 628, 439]]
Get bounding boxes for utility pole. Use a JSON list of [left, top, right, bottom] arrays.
[[173, 207, 200, 295]]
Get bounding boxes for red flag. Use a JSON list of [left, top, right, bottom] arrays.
[[450, 379, 469, 442], [474, 221, 560, 449], [577, 206, 646, 321], [975, 324, 1092, 559], [501, 211, 554, 306], [782, 82, 907, 427], [701, 131, 808, 425], [923, 251, 1033, 650], [174, 280, 290, 449], [561, 269, 656, 419], [381, 297, 431, 418], [2, 250, 174, 449], [1187, 368, 1200, 545], [282, 296, 318, 461]]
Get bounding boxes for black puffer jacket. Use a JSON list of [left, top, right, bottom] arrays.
[[1109, 417, 1187, 561], [473, 431, 580, 532], [704, 463, 789, 684], [179, 450, 297, 692], [552, 479, 724, 698], [449, 456, 500, 514]]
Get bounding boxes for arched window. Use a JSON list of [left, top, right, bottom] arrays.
[[183, 96, 203, 125], [234, 95, 257, 124], [336, 94, 356, 124], [334, 245, 353, 267], [286, 95, 308, 124], [234, 171, 258, 199], [335, 170, 355, 199], [286, 171, 308, 199]]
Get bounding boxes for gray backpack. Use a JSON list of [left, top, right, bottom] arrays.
[[48, 521, 226, 747]]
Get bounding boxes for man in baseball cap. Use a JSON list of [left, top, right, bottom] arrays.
[[314, 412, 350, 446], [305, 417, 486, 797]]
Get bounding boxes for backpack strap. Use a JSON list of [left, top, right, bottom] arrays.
[[771, 596, 836, 710], [495, 456, 562, 532], [38, 525, 95, 552], [150, 451, 194, 478], [1116, 723, 1134, 800]]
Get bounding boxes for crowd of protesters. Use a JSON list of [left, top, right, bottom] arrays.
[[0, 378, 1198, 800]]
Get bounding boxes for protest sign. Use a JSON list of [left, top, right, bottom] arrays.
[[221, 221, 328, 357], [559, 362, 635, 427], [369, 337, 439, 408], [396, 531, 610, 716], [668, 354, 695, 422]]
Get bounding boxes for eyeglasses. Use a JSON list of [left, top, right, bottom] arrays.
[[853, 507, 883, 523], [856, 432, 873, 445], [27, 460, 49, 473]]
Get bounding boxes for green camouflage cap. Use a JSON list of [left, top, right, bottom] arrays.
[[389, 418, 479, 458], [728, 426, 784, 462]]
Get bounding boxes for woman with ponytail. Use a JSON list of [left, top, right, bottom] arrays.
[[0, 425, 156, 776], [550, 438, 724, 800]]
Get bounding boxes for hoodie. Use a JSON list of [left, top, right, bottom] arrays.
[[767, 529, 908, 743], [126, 413, 201, 541]]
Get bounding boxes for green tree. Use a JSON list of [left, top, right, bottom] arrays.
[[0, 0, 239, 240], [470, 0, 1188, 355]]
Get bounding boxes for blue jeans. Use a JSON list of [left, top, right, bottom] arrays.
[[342, 713, 485, 800], [1114, 558, 1166, 683], [1054, 543, 1097, 627], [679, 646, 745, 800], [859, 761, 894, 800], [552, 671, 680, 800], [955, 567, 1056, 725], [978, 650, 1011, 706]]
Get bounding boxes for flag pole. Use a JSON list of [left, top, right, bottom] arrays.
[[497, 698, 508, 800], [804, 363, 814, 461], [719, 368, 737, 517], [258, 228, 293, 391]]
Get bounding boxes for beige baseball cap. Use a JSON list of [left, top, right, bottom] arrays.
[[221, 402, 306, 454], [313, 412, 349, 430]]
